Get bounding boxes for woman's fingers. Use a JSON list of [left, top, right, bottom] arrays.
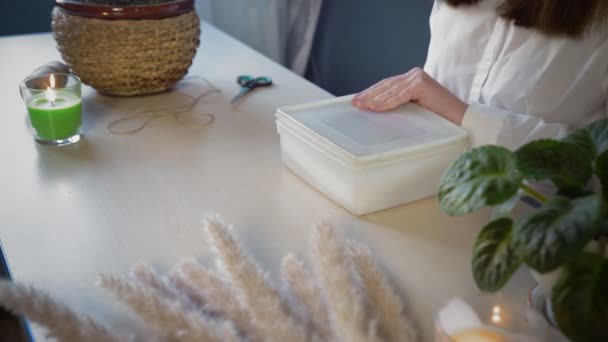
[[358, 73, 416, 110], [371, 84, 401, 103], [353, 83, 389, 104], [357, 90, 398, 110], [353, 68, 425, 111], [368, 75, 414, 103], [369, 86, 414, 112], [353, 76, 400, 103], [368, 94, 403, 112]]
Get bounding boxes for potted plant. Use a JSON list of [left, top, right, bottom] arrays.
[[437, 118, 607, 342]]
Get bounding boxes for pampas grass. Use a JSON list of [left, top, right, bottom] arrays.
[[170, 260, 262, 340], [310, 223, 370, 342], [129, 264, 175, 299], [0, 215, 417, 342], [0, 281, 122, 342], [281, 253, 330, 340], [129, 264, 198, 312], [98, 275, 238, 342], [347, 240, 417, 342], [204, 215, 308, 342]]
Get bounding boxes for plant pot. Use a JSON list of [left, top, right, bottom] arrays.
[[52, 0, 200, 96]]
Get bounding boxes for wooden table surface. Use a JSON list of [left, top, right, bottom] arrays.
[[0, 22, 541, 341]]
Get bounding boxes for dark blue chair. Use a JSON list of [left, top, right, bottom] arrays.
[[306, 0, 434, 95]]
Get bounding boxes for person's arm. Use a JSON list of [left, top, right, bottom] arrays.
[[352, 68, 569, 150]]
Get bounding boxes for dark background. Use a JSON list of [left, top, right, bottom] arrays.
[[306, 0, 433, 95], [0, 0, 55, 36]]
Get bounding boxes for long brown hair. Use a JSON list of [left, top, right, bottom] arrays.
[[445, 0, 608, 37]]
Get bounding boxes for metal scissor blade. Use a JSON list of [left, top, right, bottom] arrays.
[[230, 87, 251, 104]]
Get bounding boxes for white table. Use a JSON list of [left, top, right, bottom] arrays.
[[0, 23, 536, 341]]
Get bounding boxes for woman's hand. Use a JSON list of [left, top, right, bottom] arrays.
[[352, 68, 468, 125]]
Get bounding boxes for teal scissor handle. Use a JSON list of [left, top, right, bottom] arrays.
[[231, 75, 273, 104], [237, 75, 273, 87]]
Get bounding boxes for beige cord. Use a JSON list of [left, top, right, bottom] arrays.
[[107, 77, 221, 135]]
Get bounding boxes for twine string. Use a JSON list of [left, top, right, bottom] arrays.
[[107, 77, 221, 135]]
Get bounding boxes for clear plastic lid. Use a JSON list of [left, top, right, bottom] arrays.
[[276, 95, 468, 161]]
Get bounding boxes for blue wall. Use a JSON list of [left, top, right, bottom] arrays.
[[306, 0, 433, 95], [0, 1, 54, 36]]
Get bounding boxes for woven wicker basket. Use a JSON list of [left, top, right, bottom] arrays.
[[52, 3, 200, 96]]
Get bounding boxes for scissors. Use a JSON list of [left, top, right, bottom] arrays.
[[230, 75, 273, 104]]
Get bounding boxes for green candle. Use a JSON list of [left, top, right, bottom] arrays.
[[26, 90, 82, 141]]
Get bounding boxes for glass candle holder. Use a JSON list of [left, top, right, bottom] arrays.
[[20, 73, 82, 146], [434, 297, 562, 342]]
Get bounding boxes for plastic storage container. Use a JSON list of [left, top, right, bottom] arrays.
[[275, 95, 469, 215]]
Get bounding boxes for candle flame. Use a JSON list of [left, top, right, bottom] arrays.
[[45, 75, 57, 104], [491, 313, 502, 324], [45, 88, 56, 103], [490, 306, 502, 324]]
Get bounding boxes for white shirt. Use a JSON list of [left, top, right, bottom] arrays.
[[424, 0, 608, 149]]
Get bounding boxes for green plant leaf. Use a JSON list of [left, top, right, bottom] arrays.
[[562, 118, 608, 158], [563, 127, 594, 158], [514, 194, 603, 272], [597, 151, 608, 201], [439, 146, 522, 216], [515, 139, 592, 190], [552, 253, 608, 342], [472, 218, 521, 292]]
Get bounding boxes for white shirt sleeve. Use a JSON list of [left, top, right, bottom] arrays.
[[461, 103, 569, 150]]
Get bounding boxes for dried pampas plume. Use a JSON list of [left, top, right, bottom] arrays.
[[0, 282, 122, 342], [347, 240, 417, 342], [311, 223, 370, 342], [98, 275, 238, 342], [204, 215, 308, 342], [281, 253, 330, 340], [0, 215, 417, 342], [170, 260, 262, 340]]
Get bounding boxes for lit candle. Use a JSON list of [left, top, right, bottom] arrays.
[[20, 73, 82, 145], [435, 300, 523, 342], [45, 74, 58, 105], [450, 328, 508, 342]]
